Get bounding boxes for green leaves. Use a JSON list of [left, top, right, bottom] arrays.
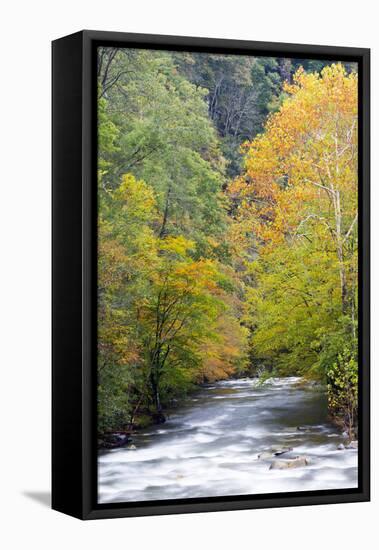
[[232, 64, 358, 429], [97, 168, 246, 430], [98, 49, 227, 250], [96, 48, 358, 438], [325, 332, 358, 437]]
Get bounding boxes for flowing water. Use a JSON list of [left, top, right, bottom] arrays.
[[98, 377, 358, 503]]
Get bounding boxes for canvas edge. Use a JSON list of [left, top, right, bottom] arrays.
[[52, 30, 370, 520]]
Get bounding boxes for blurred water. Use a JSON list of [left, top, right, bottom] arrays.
[[98, 377, 358, 503]]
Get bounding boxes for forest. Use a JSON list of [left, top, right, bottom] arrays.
[[97, 47, 358, 444]]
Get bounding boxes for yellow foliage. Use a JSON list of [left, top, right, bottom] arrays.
[[229, 63, 358, 251]]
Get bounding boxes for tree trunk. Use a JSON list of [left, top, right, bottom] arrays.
[[333, 189, 348, 315], [150, 371, 162, 412], [159, 185, 172, 238]]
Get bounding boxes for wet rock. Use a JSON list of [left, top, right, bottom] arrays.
[[102, 433, 132, 449], [152, 412, 166, 424], [127, 444, 137, 450], [297, 426, 311, 432], [258, 451, 274, 460], [337, 443, 345, 450], [276, 451, 302, 459], [269, 456, 310, 470], [257, 447, 293, 459], [273, 447, 293, 456], [346, 440, 358, 449]]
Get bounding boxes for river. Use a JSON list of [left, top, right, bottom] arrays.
[[98, 377, 358, 503]]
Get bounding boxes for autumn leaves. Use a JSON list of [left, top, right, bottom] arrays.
[[97, 52, 358, 438], [230, 65, 358, 433]]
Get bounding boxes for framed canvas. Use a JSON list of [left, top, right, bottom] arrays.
[[52, 30, 370, 520]]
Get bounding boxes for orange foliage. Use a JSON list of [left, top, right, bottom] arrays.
[[229, 64, 358, 256]]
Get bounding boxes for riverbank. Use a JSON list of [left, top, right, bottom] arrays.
[[98, 374, 252, 449]]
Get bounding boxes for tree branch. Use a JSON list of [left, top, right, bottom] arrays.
[[343, 212, 358, 244]]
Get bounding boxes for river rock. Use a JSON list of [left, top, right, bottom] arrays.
[[346, 440, 358, 449], [257, 447, 293, 459], [269, 456, 310, 470], [127, 444, 137, 450], [102, 433, 132, 449], [275, 451, 302, 459], [337, 443, 345, 450], [273, 447, 293, 456], [152, 412, 166, 424], [258, 451, 274, 460]]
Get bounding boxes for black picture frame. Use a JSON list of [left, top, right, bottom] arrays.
[[52, 30, 370, 520]]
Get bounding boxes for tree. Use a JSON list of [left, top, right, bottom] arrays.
[[97, 48, 228, 256], [135, 235, 247, 418], [229, 64, 358, 430], [97, 173, 247, 432], [96, 48, 358, 439], [97, 174, 159, 432]]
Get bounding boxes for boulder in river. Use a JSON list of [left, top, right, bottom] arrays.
[[346, 440, 358, 450], [102, 433, 132, 449], [273, 447, 293, 456], [269, 456, 310, 470], [257, 451, 274, 460], [257, 447, 293, 460], [275, 451, 302, 459], [337, 443, 345, 450]]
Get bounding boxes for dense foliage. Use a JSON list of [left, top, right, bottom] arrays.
[[229, 65, 358, 436], [97, 48, 358, 439]]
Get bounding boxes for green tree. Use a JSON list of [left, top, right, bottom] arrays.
[[230, 65, 358, 431], [98, 48, 228, 255]]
